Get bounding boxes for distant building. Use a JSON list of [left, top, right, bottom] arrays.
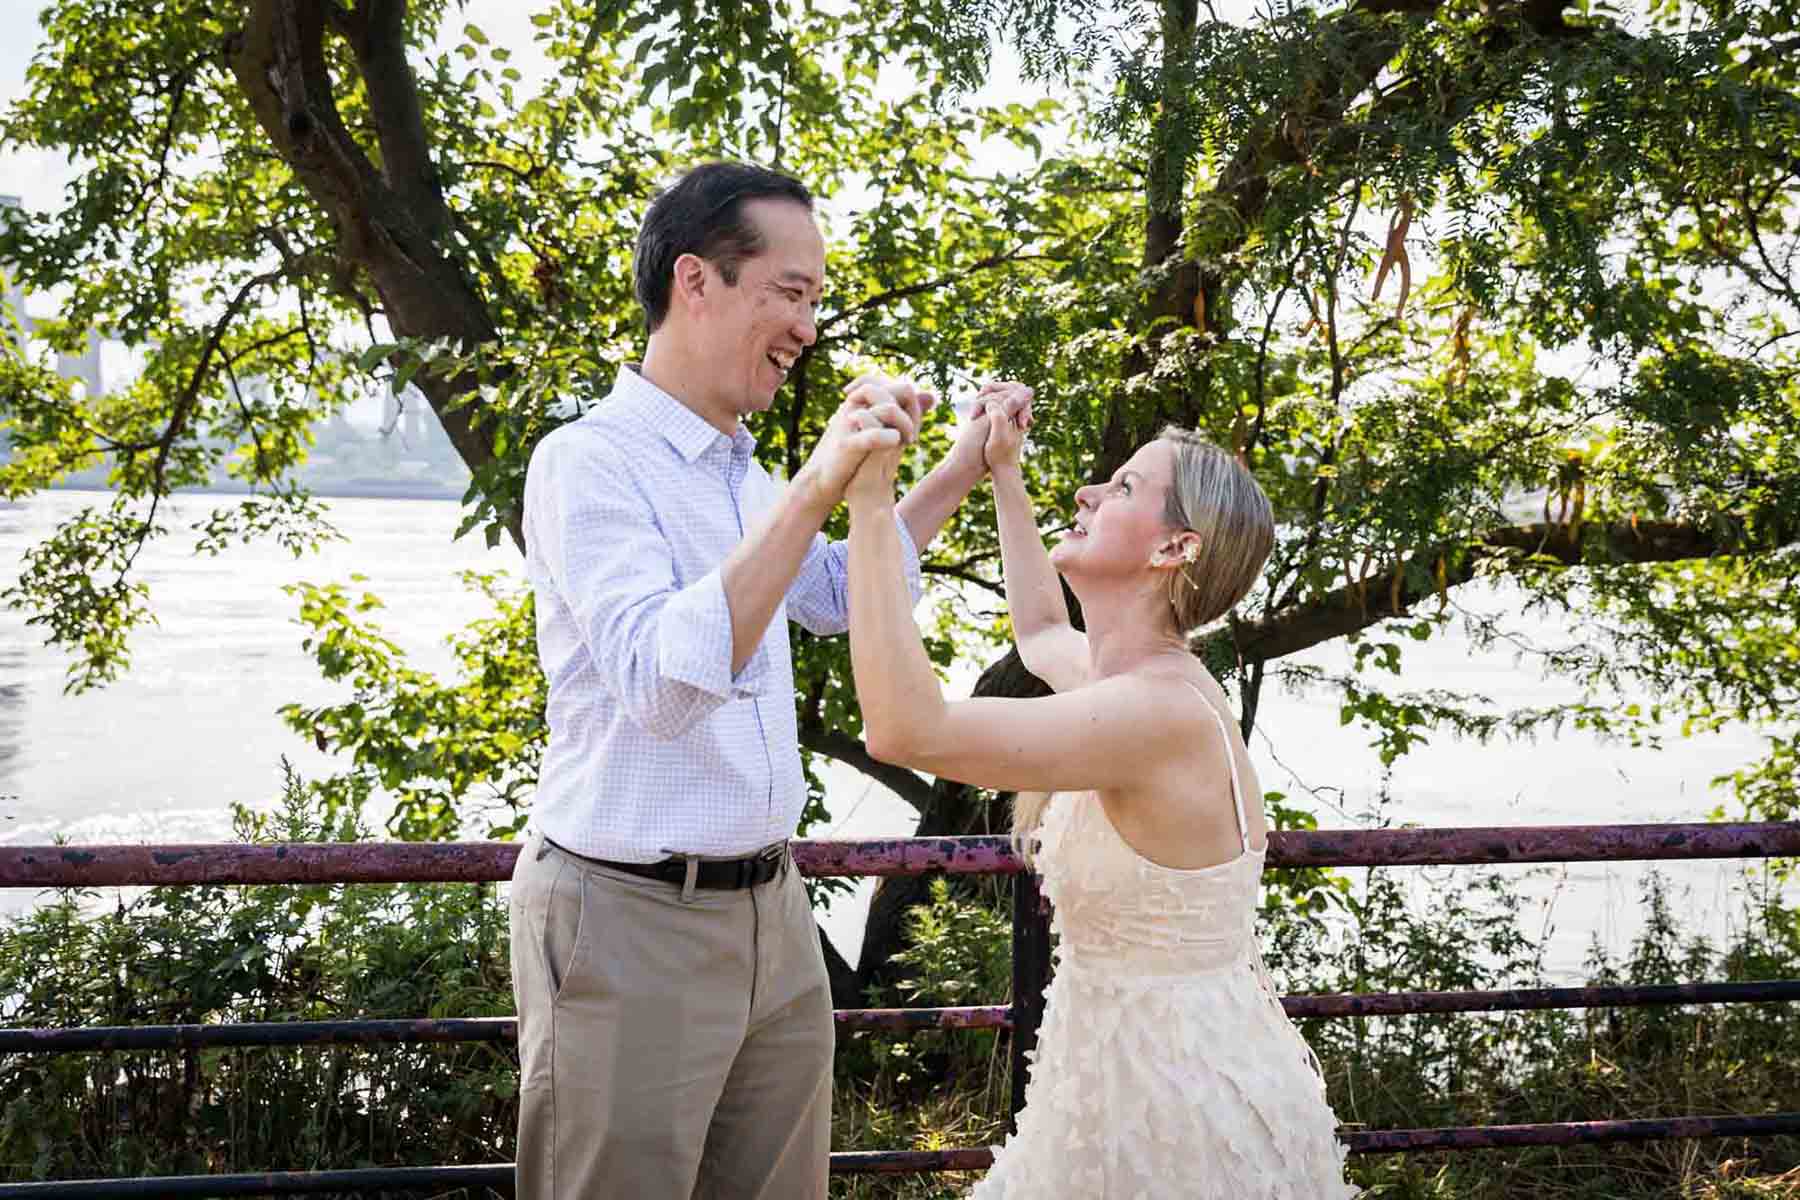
[[1, 195, 24, 347], [1, 193, 103, 399], [2, 193, 468, 499]]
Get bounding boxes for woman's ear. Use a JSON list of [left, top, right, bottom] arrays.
[[1149, 530, 1202, 568]]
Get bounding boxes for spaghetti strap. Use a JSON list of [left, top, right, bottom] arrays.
[[1184, 680, 1253, 855]]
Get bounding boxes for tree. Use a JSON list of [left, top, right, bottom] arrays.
[[2, 0, 1797, 1005]]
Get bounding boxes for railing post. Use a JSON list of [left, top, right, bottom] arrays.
[[1009, 866, 1051, 1132]]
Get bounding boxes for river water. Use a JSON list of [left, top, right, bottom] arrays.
[[0, 489, 1788, 977]]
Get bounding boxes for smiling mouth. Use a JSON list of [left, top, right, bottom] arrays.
[[767, 350, 797, 378]]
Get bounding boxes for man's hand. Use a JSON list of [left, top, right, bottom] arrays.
[[978, 380, 1033, 472], [946, 400, 991, 477], [796, 381, 920, 510], [843, 372, 937, 433]]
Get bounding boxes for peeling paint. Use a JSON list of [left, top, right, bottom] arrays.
[[1345, 1113, 1800, 1154], [4, 822, 1795, 889]]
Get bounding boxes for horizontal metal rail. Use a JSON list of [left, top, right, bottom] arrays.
[[0, 1006, 1017, 1054], [1283, 978, 1800, 1018], [1348, 1112, 1800, 1153], [7, 980, 1796, 1055], [4, 1114, 1798, 1195], [3, 822, 1798, 889], [0, 1165, 517, 1197]]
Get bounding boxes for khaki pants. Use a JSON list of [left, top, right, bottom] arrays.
[[510, 829, 834, 1200]]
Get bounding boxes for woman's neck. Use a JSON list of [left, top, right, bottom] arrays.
[[1080, 584, 1188, 678]]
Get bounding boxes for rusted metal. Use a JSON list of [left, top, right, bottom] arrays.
[[0, 1018, 517, 1054], [0, 842, 521, 888], [1009, 869, 1052, 1130], [795, 835, 1022, 876], [1275, 822, 1800, 868], [1285, 979, 1800, 1018], [0, 1008, 1016, 1055], [1344, 1112, 1800, 1154], [828, 1148, 996, 1174], [0, 1164, 515, 1197], [4, 1115, 1797, 1194], [11, 979, 1797, 1056], [4, 823, 1796, 890], [836, 1005, 1012, 1031]]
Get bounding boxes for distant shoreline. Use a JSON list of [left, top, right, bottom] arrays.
[[42, 481, 467, 504]]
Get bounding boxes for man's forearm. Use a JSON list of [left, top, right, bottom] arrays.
[[895, 451, 986, 554], [719, 470, 836, 675]]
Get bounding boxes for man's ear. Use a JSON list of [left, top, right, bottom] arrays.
[[671, 253, 708, 316]]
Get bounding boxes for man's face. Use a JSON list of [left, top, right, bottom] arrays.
[[699, 198, 825, 418]]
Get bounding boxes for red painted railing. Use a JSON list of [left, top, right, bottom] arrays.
[[1, 821, 1797, 1197]]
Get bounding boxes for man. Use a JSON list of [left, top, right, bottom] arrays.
[[510, 161, 1027, 1199]]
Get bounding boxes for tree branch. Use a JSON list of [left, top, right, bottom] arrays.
[[921, 563, 1005, 595], [818, 247, 1038, 333], [800, 728, 938, 815], [229, 0, 520, 550], [1223, 517, 1788, 665], [133, 51, 213, 223], [349, 0, 453, 241], [819, 923, 863, 1009]]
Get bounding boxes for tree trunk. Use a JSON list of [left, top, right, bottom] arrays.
[[227, 0, 521, 550]]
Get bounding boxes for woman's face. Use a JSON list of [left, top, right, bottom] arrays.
[[1050, 439, 1181, 581]]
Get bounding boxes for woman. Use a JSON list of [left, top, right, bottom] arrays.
[[845, 380, 1354, 1198]]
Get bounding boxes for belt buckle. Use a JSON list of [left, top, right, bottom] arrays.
[[745, 842, 783, 887]]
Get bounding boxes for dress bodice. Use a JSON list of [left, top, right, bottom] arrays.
[[1034, 681, 1266, 978], [1036, 793, 1265, 977]]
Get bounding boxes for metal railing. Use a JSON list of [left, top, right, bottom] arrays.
[[1, 820, 1798, 1196]]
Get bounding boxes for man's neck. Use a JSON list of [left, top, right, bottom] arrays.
[[640, 336, 740, 437]]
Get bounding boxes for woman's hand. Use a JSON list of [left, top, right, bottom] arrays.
[[946, 401, 992, 479], [846, 443, 901, 510], [981, 381, 1031, 473]]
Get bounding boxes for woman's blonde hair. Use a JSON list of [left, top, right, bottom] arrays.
[[1009, 430, 1274, 865], [1012, 790, 1053, 866], [1159, 427, 1274, 632]]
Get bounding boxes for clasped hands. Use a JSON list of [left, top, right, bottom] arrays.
[[802, 372, 1034, 512]]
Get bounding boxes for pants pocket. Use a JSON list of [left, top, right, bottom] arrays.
[[541, 858, 590, 1004]]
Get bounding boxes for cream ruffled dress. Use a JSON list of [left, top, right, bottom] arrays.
[[973, 691, 1356, 1199]]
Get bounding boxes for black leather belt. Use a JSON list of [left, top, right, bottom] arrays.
[[545, 837, 786, 890]]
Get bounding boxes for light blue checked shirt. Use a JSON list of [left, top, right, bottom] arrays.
[[524, 366, 922, 861]]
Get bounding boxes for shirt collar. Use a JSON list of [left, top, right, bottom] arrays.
[[612, 364, 754, 464]]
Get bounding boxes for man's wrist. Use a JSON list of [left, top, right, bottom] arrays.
[[944, 443, 989, 490], [790, 463, 840, 522]]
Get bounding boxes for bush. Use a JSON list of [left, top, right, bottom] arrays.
[[0, 770, 516, 1192]]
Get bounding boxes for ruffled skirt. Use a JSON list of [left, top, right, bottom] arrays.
[[974, 959, 1356, 1199]]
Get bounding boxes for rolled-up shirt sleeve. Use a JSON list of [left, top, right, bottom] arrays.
[[527, 437, 765, 740], [785, 511, 924, 637]]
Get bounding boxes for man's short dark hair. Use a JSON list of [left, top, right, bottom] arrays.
[[633, 162, 814, 334]]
